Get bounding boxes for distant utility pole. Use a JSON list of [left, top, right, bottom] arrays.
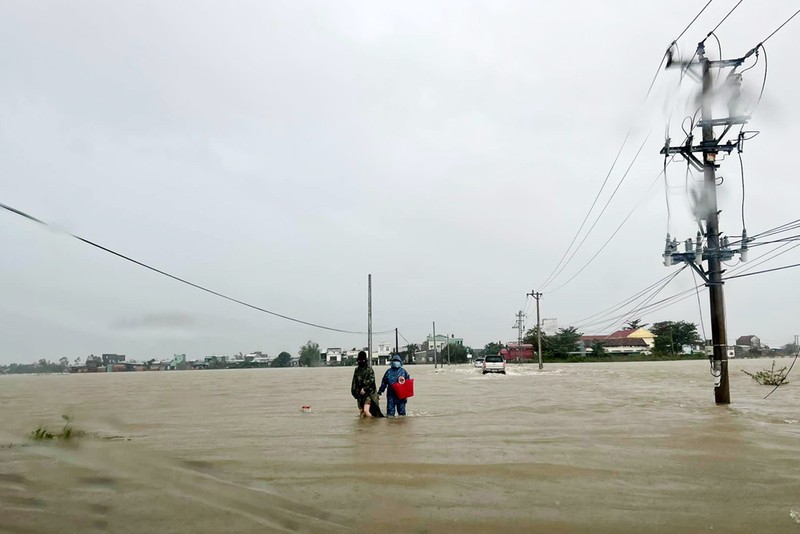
[[513, 310, 526, 361], [661, 40, 757, 404], [527, 291, 543, 370], [395, 328, 399, 356], [368, 274, 373, 368], [432, 321, 438, 369]]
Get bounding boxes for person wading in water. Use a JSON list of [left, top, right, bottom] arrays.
[[378, 354, 411, 416], [351, 351, 383, 417]]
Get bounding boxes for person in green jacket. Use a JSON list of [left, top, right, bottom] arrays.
[[351, 351, 383, 417]]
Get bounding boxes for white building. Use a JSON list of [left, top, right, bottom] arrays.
[[325, 347, 343, 364]]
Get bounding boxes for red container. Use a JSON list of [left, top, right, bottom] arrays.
[[391, 376, 414, 400]]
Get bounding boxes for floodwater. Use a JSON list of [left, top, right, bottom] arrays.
[[1, 359, 799, 533]]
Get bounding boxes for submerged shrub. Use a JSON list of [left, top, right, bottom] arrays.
[[741, 361, 789, 386]]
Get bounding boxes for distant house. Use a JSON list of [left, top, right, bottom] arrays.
[[168, 354, 191, 370], [371, 342, 393, 366], [736, 335, 761, 351], [423, 334, 463, 353], [102, 354, 126, 365], [580, 328, 657, 355], [325, 348, 343, 365], [504, 343, 535, 361], [343, 348, 362, 362]]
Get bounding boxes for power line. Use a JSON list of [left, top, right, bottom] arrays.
[[0, 202, 393, 335], [547, 159, 664, 294], [724, 261, 800, 280], [574, 236, 800, 331], [689, 267, 708, 341], [538, 130, 633, 290], [537, 4, 717, 293], [590, 266, 687, 335], [676, 0, 716, 42], [706, 0, 744, 37], [764, 348, 798, 399], [761, 8, 800, 44], [570, 271, 678, 328], [733, 241, 800, 274], [543, 132, 652, 292]]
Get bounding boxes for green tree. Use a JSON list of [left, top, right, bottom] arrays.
[[523, 326, 547, 350], [624, 319, 647, 330], [591, 341, 606, 357], [651, 321, 702, 355], [549, 327, 582, 358], [402, 343, 419, 363], [441, 344, 471, 364], [483, 342, 504, 357], [272, 351, 292, 367], [298, 341, 321, 367]]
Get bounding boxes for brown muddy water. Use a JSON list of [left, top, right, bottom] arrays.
[[1, 359, 799, 533]]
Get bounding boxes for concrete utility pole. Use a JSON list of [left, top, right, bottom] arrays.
[[432, 321, 438, 369], [368, 274, 373, 368], [513, 310, 526, 361], [527, 291, 543, 370], [661, 40, 757, 404], [700, 47, 731, 405]]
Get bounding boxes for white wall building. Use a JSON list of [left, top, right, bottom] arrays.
[[325, 347, 343, 364]]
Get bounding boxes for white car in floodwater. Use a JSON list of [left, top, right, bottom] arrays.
[[482, 355, 506, 374], [473, 357, 484, 368]]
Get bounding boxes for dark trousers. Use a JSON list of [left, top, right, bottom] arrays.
[[387, 395, 407, 416]]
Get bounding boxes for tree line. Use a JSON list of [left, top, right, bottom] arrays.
[[482, 320, 707, 361]]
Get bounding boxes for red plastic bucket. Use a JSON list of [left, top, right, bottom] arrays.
[[391, 377, 414, 400]]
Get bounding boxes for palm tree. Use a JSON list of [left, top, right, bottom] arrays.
[[404, 343, 419, 363]]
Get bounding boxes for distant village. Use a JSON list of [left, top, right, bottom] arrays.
[[5, 335, 470, 374], [0, 327, 792, 375]]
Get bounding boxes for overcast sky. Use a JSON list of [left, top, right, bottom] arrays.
[[2, 1, 799, 364]]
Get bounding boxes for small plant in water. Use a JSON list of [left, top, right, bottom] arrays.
[[30, 415, 85, 441], [741, 361, 789, 386]]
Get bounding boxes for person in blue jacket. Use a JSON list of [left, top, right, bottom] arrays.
[[378, 354, 411, 416]]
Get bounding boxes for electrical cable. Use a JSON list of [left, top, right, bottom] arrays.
[[754, 44, 768, 110], [705, 0, 744, 37], [582, 240, 800, 332], [594, 266, 687, 336], [579, 266, 687, 333], [548, 160, 663, 295], [760, 8, 800, 44], [724, 261, 800, 280], [708, 30, 723, 82], [764, 349, 799, 399], [537, 1, 714, 293], [558, 173, 672, 298], [676, 0, 715, 42], [0, 202, 393, 335], [538, 130, 633, 291], [689, 267, 708, 342], [577, 285, 696, 333], [738, 148, 746, 231], [664, 154, 671, 233], [746, 235, 800, 247], [570, 271, 679, 328], [544, 132, 653, 292], [732, 241, 800, 274], [726, 218, 800, 249]]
